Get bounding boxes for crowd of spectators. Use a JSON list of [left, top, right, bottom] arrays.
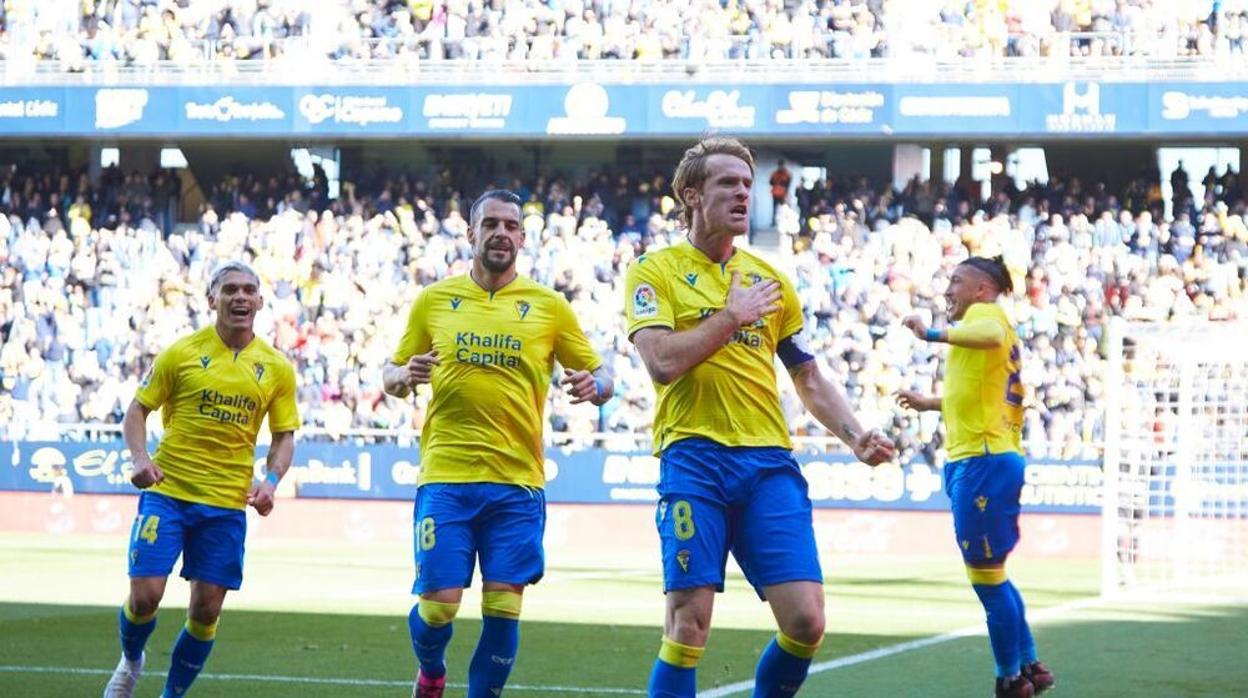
[[2, 1, 1246, 67], [3, 156, 1246, 463], [784, 161, 1246, 462]]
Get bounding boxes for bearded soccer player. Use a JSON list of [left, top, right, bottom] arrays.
[[897, 256, 1055, 698], [104, 261, 299, 698], [625, 137, 895, 698], [384, 189, 614, 698]]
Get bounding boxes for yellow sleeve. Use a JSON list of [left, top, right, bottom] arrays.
[[947, 304, 1007, 346], [625, 256, 674, 338], [552, 297, 603, 373], [392, 289, 432, 365], [267, 361, 301, 433], [777, 273, 804, 340], [134, 344, 179, 410]]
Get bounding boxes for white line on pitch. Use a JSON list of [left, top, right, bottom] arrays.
[[0, 665, 645, 695], [697, 596, 1103, 698]]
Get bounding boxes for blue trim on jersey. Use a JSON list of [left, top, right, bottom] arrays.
[[945, 452, 1026, 564], [127, 492, 246, 589]]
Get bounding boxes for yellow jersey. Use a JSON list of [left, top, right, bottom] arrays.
[[941, 302, 1025, 461], [393, 274, 603, 488], [624, 240, 804, 454], [135, 325, 300, 509]]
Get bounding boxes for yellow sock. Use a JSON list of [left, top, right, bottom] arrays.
[[481, 590, 522, 620], [417, 600, 460, 627], [776, 631, 821, 659], [185, 617, 218, 641], [658, 636, 704, 668], [122, 601, 156, 625]]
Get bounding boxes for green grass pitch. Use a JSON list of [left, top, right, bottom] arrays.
[[1, 532, 1246, 697]]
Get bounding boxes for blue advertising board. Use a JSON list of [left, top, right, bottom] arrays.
[[1020, 81, 1149, 136], [0, 86, 66, 134], [0, 439, 1104, 514], [769, 85, 891, 135], [647, 85, 768, 134], [890, 84, 1019, 135], [1148, 82, 1248, 134], [65, 86, 178, 135], [177, 87, 294, 135], [3, 80, 1242, 138], [290, 87, 411, 135]]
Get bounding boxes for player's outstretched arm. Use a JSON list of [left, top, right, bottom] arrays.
[[248, 430, 294, 516], [634, 272, 779, 385], [789, 361, 895, 465], [123, 399, 164, 489], [895, 390, 942, 412], [903, 315, 1004, 349]]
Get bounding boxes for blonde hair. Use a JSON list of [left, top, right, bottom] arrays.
[[671, 136, 756, 228]]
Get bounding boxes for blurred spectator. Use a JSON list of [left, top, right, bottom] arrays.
[[770, 159, 792, 224], [6, 1, 1248, 66], [50, 461, 74, 498], [2, 158, 1246, 467]]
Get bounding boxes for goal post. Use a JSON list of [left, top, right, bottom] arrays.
[[1102, 318, 1248, 597]]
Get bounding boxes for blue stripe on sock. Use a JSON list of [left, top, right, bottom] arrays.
[[118, 607, 157, 662], [409, 603, 453, 680], [163, 627, 214, 697], [973, 582, 1021, 678], [753, 636, 813, 697], [467, 615, 519, 698], [649, 656, 696, 697], [1005, 581, 1038, 664]]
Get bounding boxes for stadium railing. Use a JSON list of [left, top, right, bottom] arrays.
[[3, 48, 1247, 85]]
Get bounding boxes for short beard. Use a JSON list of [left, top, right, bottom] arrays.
[[480, 250, 515, 273]]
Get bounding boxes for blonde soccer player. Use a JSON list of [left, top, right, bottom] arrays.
[[625, 137, 894, 697]]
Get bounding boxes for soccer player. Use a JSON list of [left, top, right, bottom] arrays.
[[625, 137, 895, 698], [104, 261, 299, 698], [383, 189, 614, 698], [896, 255, 1055, 698]]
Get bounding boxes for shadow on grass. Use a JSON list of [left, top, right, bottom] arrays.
[[24, 599, 1241, 697], [0, 601, 926, 698], [803, 601, 1248, 698]]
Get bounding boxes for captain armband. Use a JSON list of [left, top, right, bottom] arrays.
[[777, 332, 816, 370]]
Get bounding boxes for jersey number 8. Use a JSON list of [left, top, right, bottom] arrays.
[[672, 500, 696, 541]]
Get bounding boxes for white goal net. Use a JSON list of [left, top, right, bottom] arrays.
[[1102, 319, 1248, 597]]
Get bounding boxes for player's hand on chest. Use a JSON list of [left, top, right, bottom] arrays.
[[675, 267, 775, 335]]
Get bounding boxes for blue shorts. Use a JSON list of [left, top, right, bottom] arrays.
[[944, 452, 1026, 565], [656, 438, 822, 599], [412, 483, 546, 595], [127, 491, 247, 590]]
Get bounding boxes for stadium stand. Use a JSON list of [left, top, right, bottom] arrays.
[[2, 160, 1245, 462], [2, 0, 1247, 67]]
